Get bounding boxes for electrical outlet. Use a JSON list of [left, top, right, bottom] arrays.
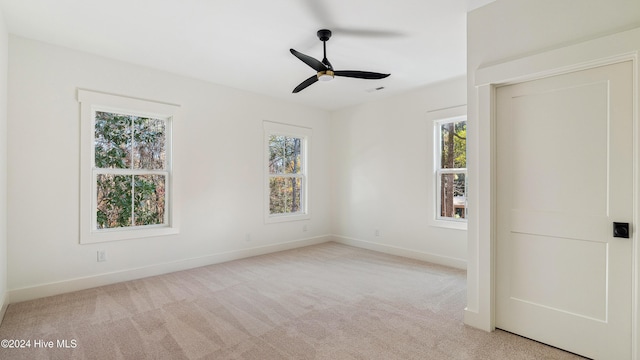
[[245, 233, 251, 242], [303, 224, 308, 232], [97, 250, 107, 262], [374, 229, 380, 237]]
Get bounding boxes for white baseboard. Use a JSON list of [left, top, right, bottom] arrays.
[[8, 235, 332, 303], [464, 307, 493, 332], [332, 235, 467, 270], [0, 291, 8, 325]]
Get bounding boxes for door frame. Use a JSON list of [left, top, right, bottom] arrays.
[[465, 27, 640, 358]]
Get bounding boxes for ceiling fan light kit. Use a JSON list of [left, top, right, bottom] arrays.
[[290, 29, 390, 93], [317, 70, 334, 81]]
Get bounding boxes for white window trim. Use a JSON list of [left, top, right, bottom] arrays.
[[78, 89, 181, 244], [428, 105, 467, 230], [263, 121, 311, 223]]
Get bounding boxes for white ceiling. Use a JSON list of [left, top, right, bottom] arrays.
[[0, 0, 494, 110]]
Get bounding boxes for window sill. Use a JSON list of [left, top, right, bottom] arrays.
[[265, 213, 310, 224], [80, 226, 179, 244], [430, 219, 467, 231]]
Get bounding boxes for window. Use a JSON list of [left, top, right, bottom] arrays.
[[94, 111, 167, 228], [79, 89, 180, 243], [429, 105, 467, 229], [264, 121, 311, 223], [436, 117, 467, 220]]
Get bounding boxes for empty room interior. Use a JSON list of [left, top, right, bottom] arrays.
[[0, 0, 640, 359]]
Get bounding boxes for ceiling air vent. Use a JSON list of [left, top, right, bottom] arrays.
[[366, 86, 386, 93]]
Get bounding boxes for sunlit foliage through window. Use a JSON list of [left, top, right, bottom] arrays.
[[94, 111, 167, 229], [438, 119, 467, 220], [268, 135, 304, 215]]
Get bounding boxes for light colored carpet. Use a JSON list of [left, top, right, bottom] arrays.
[[0, 242, 584, 359]]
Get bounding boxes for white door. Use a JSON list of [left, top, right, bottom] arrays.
[[496, 61, 633, 359]]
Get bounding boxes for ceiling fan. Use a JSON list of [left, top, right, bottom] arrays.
[[290, 29, 390, 93]]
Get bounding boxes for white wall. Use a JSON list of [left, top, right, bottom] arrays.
[[6, 36, 332, 301], [0, 8, 8, 317], [465, 0, 640, 330], [5, 35, 468, 303], [330, 77, 467, 269]]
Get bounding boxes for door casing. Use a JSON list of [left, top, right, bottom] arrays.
[[465, 27, 640, 359]]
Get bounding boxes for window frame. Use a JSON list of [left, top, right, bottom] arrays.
[[428, 105, 467, 230], [263, 121, 311, 223], [78, 89, 180, 244]]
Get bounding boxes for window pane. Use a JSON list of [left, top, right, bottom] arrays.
[[134, 175, 166, 226], [440, 173, 466, 219], [269, 176, 302, 214], [96, 174, 132, 228], [440, 121, 466, 169], [134, 117, 166, 170], [95, 111, 132, 169], [269, 135, 302, 174]]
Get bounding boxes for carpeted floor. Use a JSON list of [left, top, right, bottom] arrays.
[[0, 242, 585, 359]]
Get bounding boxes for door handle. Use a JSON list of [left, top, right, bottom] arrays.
[[613, 222, 630, 238]]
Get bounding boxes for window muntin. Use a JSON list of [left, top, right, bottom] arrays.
[[264, 122, 310, 223], [79, 89, 179, 243], [436, 116, 467, 222]]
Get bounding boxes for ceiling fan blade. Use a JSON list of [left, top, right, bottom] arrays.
[[293, 75, 319, 93], [301, 0, 332, 26], [290, 49, 327, 72], [331, 27, 405, 38], [334, 70, 390, 80], [300, 0, 404, 38]]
